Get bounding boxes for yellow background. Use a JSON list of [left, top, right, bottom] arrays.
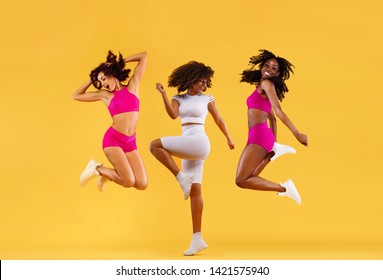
[[1, 0, 382, 259]]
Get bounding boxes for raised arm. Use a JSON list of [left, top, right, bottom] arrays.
[[72, 79, 103, 102], [262, 80, 308, 146], [208, 101, 235, 149], [126, 51, 148, 94], [155, 83, 179, 119]]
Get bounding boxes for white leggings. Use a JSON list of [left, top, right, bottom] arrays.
[[161, 124, 210, 184]]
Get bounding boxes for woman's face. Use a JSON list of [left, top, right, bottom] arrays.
[[190, 78, 209, 93], [97, 72, 117, 91], [261, 58, 280, 79]]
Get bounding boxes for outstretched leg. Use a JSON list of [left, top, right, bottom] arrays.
[[182, 159, 208, 256], [184, 183, 208, 256], [190, 183, 203, 233]]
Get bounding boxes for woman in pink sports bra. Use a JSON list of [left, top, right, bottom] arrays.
[[235, 50, 308, 205], [72, 51, 148, 192]]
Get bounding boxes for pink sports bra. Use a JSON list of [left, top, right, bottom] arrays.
[[246, 87, 271, 114], [108, 87, 139, 117]]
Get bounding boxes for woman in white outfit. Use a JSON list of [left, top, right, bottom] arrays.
[[150, 61, 234, 256]]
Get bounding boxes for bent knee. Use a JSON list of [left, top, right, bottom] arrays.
[[134, 179, 148, 190], [235, 177, 246, 188], [120, 176, 135, 188], [149, 139, 163, 154]]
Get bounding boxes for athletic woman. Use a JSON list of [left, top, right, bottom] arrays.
[[73, 51, 148, 192], [150, 61, 234, 255], [235, 50, 308, 204]]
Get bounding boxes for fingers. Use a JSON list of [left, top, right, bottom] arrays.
[[155, 83, 165, 93], [228, 141, 235, 150], [298, 133, 308, 146]]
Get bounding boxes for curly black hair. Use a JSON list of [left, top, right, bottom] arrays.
[[89, 51, 131, 90], [168, 61, 214, 93], [240, 49, 294, 101]]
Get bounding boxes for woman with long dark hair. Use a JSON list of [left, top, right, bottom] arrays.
[[235, 50, 308, 204], [73, 51, 148, 192]]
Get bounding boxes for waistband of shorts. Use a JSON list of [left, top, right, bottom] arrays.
[[249, 121, 268, 130], [108, 126, 136, 139], [181, 124, 206, 134]]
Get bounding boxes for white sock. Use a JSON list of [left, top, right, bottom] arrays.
[[176, 171, 193, 200], [183, 232, 208, 256]]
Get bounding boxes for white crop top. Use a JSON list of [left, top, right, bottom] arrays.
[[172, 93, 215, 124]]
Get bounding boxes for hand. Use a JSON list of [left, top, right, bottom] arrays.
[[227, 139, 235, 150], [296, 132, 308, 146], [156, 83, 166, 94]]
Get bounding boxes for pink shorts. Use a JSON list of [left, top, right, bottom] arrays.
[[102, 126, 137, 153], [247, 122, 275, 152]]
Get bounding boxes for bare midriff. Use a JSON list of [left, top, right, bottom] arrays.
[[182, 122, 203, 126], [248, 108, 268, 130], [111, 112, 139, 136]]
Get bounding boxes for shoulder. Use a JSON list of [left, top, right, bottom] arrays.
[[260, 79, 275, 89], [201, 93, 215, 102], [99, 90, 112, 98], [172, 94, 186, 104], [172, 93, 186, 100], [259, 79, 276, 94], [261, 79, 273, 86]]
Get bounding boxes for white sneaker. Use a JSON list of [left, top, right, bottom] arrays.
[[97, 176, 109, 192], [79, 159, 100, 186], [183, 234, 208, 256], [270, 142, 296, 161], [278, 179, 301, 205], [176, 172, 193, 200]]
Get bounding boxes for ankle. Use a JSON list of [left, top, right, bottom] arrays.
[[95, 164, 103, 176]]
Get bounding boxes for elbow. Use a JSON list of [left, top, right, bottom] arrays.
[[72, 92, 83, 101], [216, 117, 224, 126], [141, 51, 148, 59], [269, 118, 276, 126], [167, 110, 178, 119], [268, 114, 276, 122], [166, 112, 178, 119]]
